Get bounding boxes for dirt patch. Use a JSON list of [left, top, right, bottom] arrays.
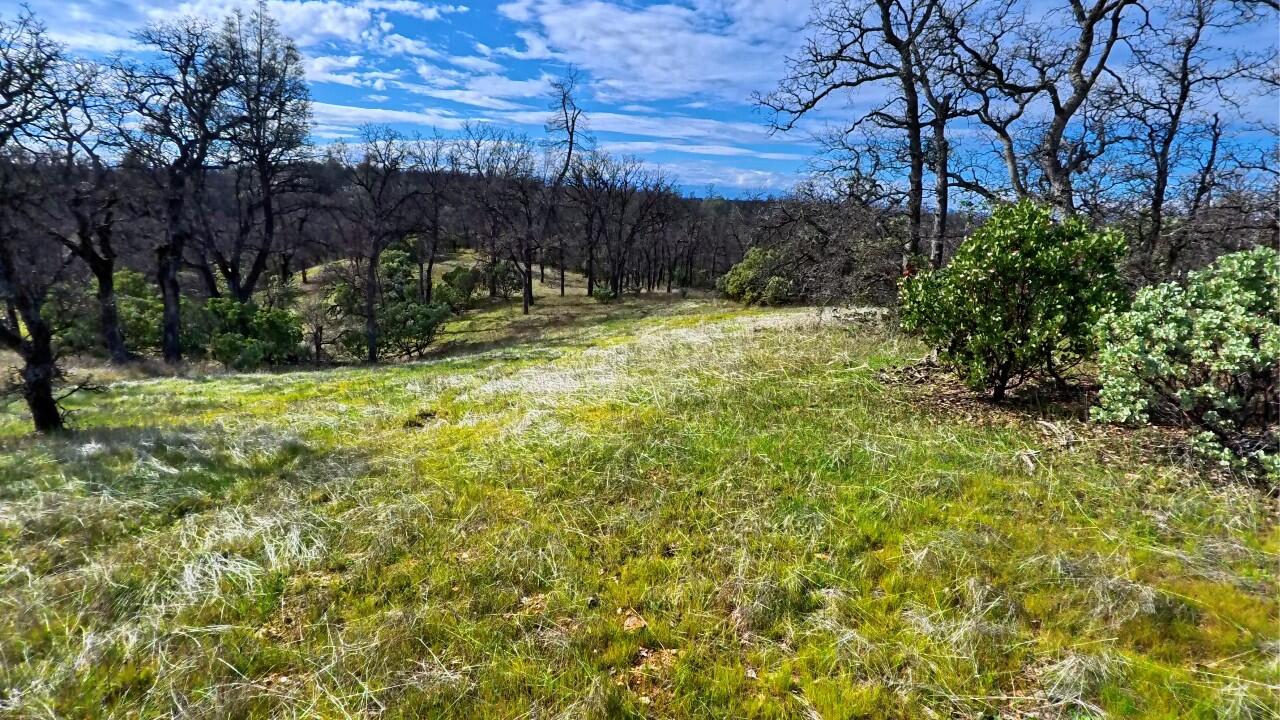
[[614, 646, 681, 709], [402, 408, 438, 428], [877, 357, 1226, 482]]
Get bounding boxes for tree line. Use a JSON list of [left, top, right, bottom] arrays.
[[0, 5, 753, 432]]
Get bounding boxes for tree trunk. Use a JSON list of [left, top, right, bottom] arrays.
[[897, 48, 924, 272], [94, 268, 130, 364], [159, 177, 189, 364], [157, 246, 183, 364], [521, 240, 534, 315], [364, 251, 380, 363], [991, 361, 1012, 403], [930, 119, 949, 269], [425, 248, 437, 304], [21, 318, 63, 433], [23, 361, 62, 433], [426, 204, 441, 303]]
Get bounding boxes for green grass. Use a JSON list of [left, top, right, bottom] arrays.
[[1, 295, 1276, 718]]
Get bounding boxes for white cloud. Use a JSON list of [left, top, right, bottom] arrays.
[[304, 54, 406, 89], [655, 158, 796, 192], [362, 1, 467, 22], [305, 54, 365, 84], [494, 0, 806, 103], [401, 70, 553, 109], [598, 140, 806, 162], [311, 100, 469, 131], [48, 29, 142, 53], [494, 108, 796, 147]]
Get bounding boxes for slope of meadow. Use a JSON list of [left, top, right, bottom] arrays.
[[0, 294, 1276, 718]]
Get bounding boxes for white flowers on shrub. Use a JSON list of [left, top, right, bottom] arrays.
[[1093, 247, 1278, 478]]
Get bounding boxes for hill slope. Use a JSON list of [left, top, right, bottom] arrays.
[[1, 298, 1275, 718]]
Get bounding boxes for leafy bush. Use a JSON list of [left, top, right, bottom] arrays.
[[45, 280, 98, 355], [435, 266, 483, 311], [718, 247, 793, 306], [111, 270, 214, 357], [900, 201, 1126, 400], [206, 297, 302, 370], [1093, 247, 1279, 477], [591, 285, 619, 304], [486, 260, 523, 300], [331, 250, 454, 361], [47, 269, 220, 359], [379, 300, 452, 359], [761, 275, 793, 306]]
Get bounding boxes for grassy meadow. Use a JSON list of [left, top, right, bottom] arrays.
[[0, 286, 1276, 718]]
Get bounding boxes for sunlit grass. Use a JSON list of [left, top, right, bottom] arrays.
[[0, 297, 1275, 718]]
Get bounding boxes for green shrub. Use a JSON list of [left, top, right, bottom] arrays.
[[1093, 247, 1279, 477], [486, 260, 523, 300], [591, 285, 619, 304], [379, 300, 452, 359], [718, 247, 793, 305], [435, 266, 483, 311], [109, 270, 214, 357], [761, 276, 793, 306], [46, 280, 98, 355], [900, 201, 1126, 401], [329, 250, 454, 361], [206, 297, 302, 370]]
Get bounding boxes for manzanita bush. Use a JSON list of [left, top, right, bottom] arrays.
[[1093, 246, 1279, 478], [900, 201, 1126, 400], [718, 247, 794, 306]]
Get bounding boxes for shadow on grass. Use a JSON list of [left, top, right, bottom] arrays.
[[878, 358, 1101, 424], [428, 293, 698, 357], [0, 424, 366, 574]]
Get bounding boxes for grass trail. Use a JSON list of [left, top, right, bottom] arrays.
[[1, 297, 1275, 718]]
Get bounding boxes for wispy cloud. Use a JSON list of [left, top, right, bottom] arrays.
[[9, 0, 813, 193], [598, 140, 806, 162], [494, 0, 806, 103], [311, 100, 469, 133]]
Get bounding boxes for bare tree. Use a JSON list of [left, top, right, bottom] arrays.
[[0, 9, 68, 431], [543, 70, 587, 299], [29, 57, 136, 363], [410, 132, 455, 303], [115, 17, 241, 363], [1115, 0, 1269, 274], [455, 122, 534, 299], [947, 0, 1141, 212], [568, 149, 611, 296], [761, 0, 941, 272], [334, 126, 423, 363], [212, 0, 311, 302]]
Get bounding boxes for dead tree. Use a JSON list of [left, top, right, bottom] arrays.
[[760, 0, 941, 271]]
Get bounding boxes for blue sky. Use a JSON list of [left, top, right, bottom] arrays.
[[16, 0, 822, 195], [13, 1, 1274, 198]]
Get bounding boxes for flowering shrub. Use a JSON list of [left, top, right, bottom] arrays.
[[1093, 247, 1278, 478]]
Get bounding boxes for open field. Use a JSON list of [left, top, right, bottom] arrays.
[[1, 295, 1276, 718]]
